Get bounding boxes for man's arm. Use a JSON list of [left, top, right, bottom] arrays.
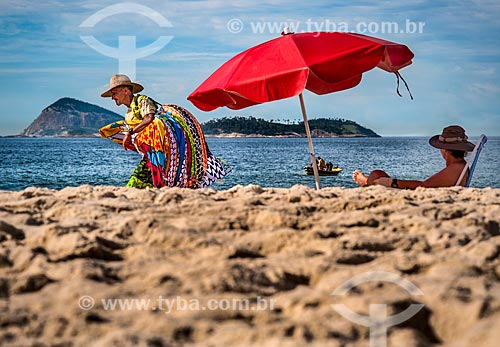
[[374, 165, 462, 189], [122, 113, 154, 150], [130, 113, 154, 134]]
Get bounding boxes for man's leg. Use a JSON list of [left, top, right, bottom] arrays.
[[367, 170, 391, 185]]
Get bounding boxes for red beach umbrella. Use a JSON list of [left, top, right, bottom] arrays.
[[188, 30, 414, 189]]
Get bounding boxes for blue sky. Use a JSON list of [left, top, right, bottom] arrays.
[[1, 0, 499, 136]]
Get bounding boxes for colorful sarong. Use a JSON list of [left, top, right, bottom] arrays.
[[99, 104, 230, 188]]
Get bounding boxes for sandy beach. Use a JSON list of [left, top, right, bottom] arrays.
[[0, 185, 499, 347]]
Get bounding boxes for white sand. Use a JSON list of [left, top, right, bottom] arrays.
[[0, 185, 499, 346]]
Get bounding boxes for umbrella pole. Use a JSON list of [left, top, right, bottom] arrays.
[[298, 93, 321, 190]]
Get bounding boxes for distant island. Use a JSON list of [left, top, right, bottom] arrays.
[[20, 97, 121, 137], [12, 98, 379, 138], [203, 116, 379, 137]]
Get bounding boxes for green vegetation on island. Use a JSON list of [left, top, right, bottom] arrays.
[[202, 116, 380, 137]]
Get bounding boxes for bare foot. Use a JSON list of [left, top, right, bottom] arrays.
[[353, 170, 368, 186]]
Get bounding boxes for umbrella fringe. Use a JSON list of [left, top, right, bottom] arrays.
[[395, 71, 414, 100]]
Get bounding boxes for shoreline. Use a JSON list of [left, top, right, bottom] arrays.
[[3, 133, 377, 139], [203, 132, 376, 138], [0, 184, 499, 192], [0, 184, 499, 346], [2, 134, 497, 138]]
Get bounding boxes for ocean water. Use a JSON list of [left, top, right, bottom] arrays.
[[0, 136, 498, 191]]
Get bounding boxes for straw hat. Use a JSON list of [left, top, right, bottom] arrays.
[[429, 125, 475, 151], [101, 74, 144, 97]]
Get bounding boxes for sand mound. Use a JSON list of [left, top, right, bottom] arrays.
[[0, 185, 499, 346]]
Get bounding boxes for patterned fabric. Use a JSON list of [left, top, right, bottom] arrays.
[[201, 154, 231, 188], [99, 119, 140, 151], [126, 157, 154, 188], [99, 101, 230, 189]]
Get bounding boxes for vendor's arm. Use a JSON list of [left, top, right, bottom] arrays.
[[131, 113, 154, 134], [122, 113, 155, 150]]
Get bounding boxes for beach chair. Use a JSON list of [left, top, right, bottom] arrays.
[[455, 134, 488, 187]]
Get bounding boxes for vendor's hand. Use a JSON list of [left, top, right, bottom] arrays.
[[122, 132, 131, 151], [373, 177, 392, 187]]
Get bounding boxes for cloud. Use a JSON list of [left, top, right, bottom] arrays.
[[468, 83, 500, 95]]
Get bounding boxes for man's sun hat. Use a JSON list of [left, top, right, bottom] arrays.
[[101, 74, 144, 97], [429, 125, 475, 151]]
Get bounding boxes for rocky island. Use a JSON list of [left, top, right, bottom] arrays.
[[19, 98, 120, 137]]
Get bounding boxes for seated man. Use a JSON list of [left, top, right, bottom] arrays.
[[353, 125, 475, 189], [318, 156, 327, 171]]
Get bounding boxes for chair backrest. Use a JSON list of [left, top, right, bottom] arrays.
[[455, 134, 488, 187]]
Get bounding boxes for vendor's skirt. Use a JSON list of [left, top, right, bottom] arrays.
[[99, 104, 230, 188]]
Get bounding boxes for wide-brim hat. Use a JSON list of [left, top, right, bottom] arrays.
[[101, 74, 144, 97], [429, 125, 475, 151]]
